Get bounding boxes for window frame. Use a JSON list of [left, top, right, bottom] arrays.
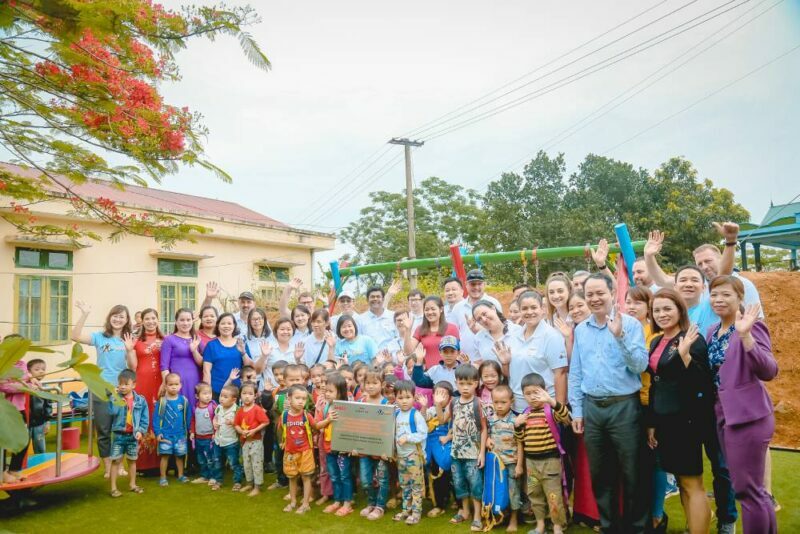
[[157, 281, 197, 331], [13, 274, 72, 344], [157, 258, 198, 278], [257, 264, 290, 283], [14, 247, 73, 270]]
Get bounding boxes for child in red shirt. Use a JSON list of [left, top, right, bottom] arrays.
[[234, 382, 269, 497], [278, 384, 317, 514]]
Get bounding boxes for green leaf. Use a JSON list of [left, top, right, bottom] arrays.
[[73, 363, 121, 405], [20, 386, 69, 403], [27, 345, 55, 353], [0, 397, 29, 453], [58, 343, 90, 368], [237, 31, 271, 72], [0, 336, 31, 378]]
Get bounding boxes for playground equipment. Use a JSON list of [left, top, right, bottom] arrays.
[[328, 223, 643, 298], [0, 377, 100, 494]]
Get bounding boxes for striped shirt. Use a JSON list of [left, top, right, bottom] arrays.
[[513, 401, 571, 459]]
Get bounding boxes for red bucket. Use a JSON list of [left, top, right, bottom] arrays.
[[62, 427, 80, 450]]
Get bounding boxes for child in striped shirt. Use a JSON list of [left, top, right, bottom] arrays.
[[514, 373, 571, 534]]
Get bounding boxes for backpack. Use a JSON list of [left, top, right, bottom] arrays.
[[395, 408, 424, 457], [281, 410, 313, 451], [481, 450, 510, 530], [156, 395, 190, 434], [522, 404, 571, 512]]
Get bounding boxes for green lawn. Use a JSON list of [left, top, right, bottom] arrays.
[[1, 444, 797, 533]]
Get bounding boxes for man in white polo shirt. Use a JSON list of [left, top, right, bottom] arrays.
[[358, 285, 397, 350], [452, 269, 503, 361]]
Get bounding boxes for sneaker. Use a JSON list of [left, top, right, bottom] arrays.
[[360, 506, 375, 517], [664, 478, 679, 499], [768, 493, 781, 512], [718, 521, 736, 534], [159, 478, 168, 487], [367, 507, 385, 521]]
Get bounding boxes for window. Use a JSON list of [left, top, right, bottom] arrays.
[[15, 247, 73, 270], [158, 282, 196, 331], [257, 265, 290, 283], [15, 275, 71, 344], [157, 258, 198, 277], [257, 288, 277, 303]]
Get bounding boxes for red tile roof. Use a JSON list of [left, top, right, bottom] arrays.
[[1, 162, 288, 228]]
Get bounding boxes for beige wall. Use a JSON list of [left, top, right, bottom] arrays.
[[0, 200, 334, 366]]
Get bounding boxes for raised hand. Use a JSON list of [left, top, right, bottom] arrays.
[[644, 230, 664, 257], [388, 278, 403, 294], [465, 314, 479, 334], [324, 331, 337, 348], [236, 337, 246, 355], [205, 281, 220, 299], [530, 387, 554, 406], [122, 332, 136, 352], [553, 316, 571, 339], [712, 221, 740, 242], [735, 304, 761, 338], [415, 394, 428, 410], [289, 277, 303, 291], [492, 340, 512, 365], [75, 299, 91, 315], [375, 349, 390, 365], [228, 368, 240, 381], [677, 324, 699, 360], [514, 413, 528, 427], [433, 388, 448, 407], [607, 312, 623, 338], [294, 342, 305, 362], [457, 352, 471, 365], [190, 336, 200, 353], [592, 238, 609, 268]]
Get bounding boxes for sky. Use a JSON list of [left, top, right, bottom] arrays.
[[26, 1, 800, 279]]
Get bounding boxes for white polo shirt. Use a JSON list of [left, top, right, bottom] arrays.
[[505, 321, 568, 413], [358, 308, 397, 350], [452, 294, 503, 360]]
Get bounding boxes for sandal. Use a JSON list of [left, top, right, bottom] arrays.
[[129, 485, 144, 494], [109, 489, 123, 498], [211, 483, 220, 491], [295, 504, 311, 515], [159, 478, 168, 487], [177, 475, 190, 484], [470, 520, 483, 531], [367, 507, 385, 520], [323, 503, 341, 514], [427, 507, 444, 518], [360, 505, 375, 517], [393, 511, 410, 522], [449, 513, 466, 524], [405, 513, 421, 525], [335, 505, 353, 517], [283, 503, 297, 512], [232, 483, 242, 492]]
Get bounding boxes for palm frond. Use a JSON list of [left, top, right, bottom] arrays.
[[237, 31, 271, 72]]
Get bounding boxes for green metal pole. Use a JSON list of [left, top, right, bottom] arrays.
[[337, 241, 645, 278]]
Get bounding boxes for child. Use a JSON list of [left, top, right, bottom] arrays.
[[315, 372, 354, 516], [321, 359, 336, 372], [393, 379, 428, 525], [241, 365, 258, 385], [271, 363, 305, 490], [410, 335, 462, 392], [449, 364, 487, 531], [213, 384, 243, 491], [309, 364, 325, 403], [351, 361, 367, 401], [315, 370, 333, 506], [514, 373, 571, 534], [337, 364, 356, 400], [234, 381, 269, 496], [190, 382, 218, 486], [152, 372, 192, 486], [417, 381, 454, 518], [478, 360, 503, 419], [27, 358, 51, 454], [356, 370, 390, 520], [279, 384, 317, 514], [488, 385, 524, 532], [383, 374, 397, 405], [107, 369, 148, 497]]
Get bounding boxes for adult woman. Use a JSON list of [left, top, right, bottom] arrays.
[[507, 300, 521, 325], [291, 304, 311, 343], [296, 309, 336, 367], [202, 313, 250, 399], [161, 308, 203, 405], [674, 265, 719, 334], [242, 308, 275, 388], [544, 272, 572, 326], [494, 291, 567, 414], [334, 316, 377, 366], [196, 305, 218, 351], [646, 288, 713, 534], [708, 276, 778, 534], [402, 296, 459, 369], [130, 308, 164, 471], [471, 300, 516, 365], [255, 317, 297, 390], [71, 301, 135, 477]]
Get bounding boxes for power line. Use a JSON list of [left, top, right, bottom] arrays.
[[399, 0, 671, 139], [601, 41, 800, 154], [421, 0, 751, 141], [472, 0, 783, 192]]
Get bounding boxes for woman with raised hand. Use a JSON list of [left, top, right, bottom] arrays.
[[708, 276, 778, 534], [130, 308, 164, 471], [334, 316, 377, 366], [471, 300, 516, 366], [242, 308, 276, 389], [295, 308, 337, 367], [71, 301, 135, 478], [402, 296, 460, 369], [196, 305, 218, 351], [202, 313, 249, 400], [161, 308, 203, 405]]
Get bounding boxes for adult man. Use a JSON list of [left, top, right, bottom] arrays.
[[407, 289, 425, 332], [571, 270, 590, 291], [452, 269, 503, 361], [358, 285, 399, 350], [569, 273, 648, 534], [442, 276, 465, 324], [632, 258, 660, 293], [233, 291, 256, 334], [278, 277, 317, 318]]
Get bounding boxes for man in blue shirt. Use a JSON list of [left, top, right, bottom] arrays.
[[568, 273, 648, 534]]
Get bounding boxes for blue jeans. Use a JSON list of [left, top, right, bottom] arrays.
[[359, 456, 390, 508], [326, 453, 353, 502], [218, 442, 243, 484], [196, 438, 221, 481], [30, 423, 47, 454], [451, 458, 483, 500], [703, 426, 738, 524]]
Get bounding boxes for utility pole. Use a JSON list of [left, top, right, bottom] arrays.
[[388, 137, 424, 288]]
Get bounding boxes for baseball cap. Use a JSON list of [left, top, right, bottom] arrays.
[[338, 289, 355, 300], [466, 269, 485, 282], [439, 335, 460, 351], [238, 291, 255, 301]]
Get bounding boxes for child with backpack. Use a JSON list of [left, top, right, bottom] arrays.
[[417, 381, 454, 518], [152, 372, 192, 486], [514, 373, 571, 534], [393, 379, 428, 525], [487, 385, 524, 532], [190, 382, 218, 487], [278, 384, 317, 514]]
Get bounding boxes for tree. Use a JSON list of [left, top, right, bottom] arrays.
[[340, 176, 484, 284], [0, 0, 270, 246]]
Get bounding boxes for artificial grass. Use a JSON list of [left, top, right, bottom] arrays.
[[1, 442, 798, 533]]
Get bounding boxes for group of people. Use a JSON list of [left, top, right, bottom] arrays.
[[1, 222, 779, 533]]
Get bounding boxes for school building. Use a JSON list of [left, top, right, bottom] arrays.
[[0, 162, 336, 352]]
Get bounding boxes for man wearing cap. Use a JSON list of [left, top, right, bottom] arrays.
[[235, 291, 256, 334], [358, 285, 398, 350], [451, 269, 503, 361], [410, 335, 462, 391]]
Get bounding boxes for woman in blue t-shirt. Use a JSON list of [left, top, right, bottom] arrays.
[[71, 300, 135, 477], [334, 316, 377, 366], [202, 313, 251, 399]]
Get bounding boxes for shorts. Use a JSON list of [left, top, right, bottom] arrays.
[[110, 432, 139, 460], [284, 449, 315, 478], [157, 435, 188, 456], [507, 462, 523, 511], [451, 458, 483, 500]]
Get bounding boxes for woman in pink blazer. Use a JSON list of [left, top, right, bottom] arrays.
[[707, 275, 778, 534]]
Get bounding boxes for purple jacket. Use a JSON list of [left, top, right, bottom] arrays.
[[707, 321, 778, 426]]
